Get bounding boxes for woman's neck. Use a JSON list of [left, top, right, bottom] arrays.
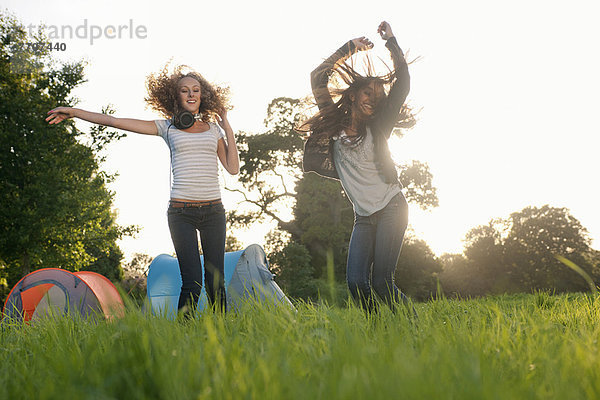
[[346, 118, 365, 137]]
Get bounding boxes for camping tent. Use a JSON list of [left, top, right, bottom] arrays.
[[147, 244, 294, 316], [3, 268, 125, 321]]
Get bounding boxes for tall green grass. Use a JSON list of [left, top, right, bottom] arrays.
[[1, 294, 600, 399]]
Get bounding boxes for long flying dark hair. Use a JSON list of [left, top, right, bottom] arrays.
[[297, 53, 414, 139]]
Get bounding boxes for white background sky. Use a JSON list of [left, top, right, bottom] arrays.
[[4, 0, 600, 260]]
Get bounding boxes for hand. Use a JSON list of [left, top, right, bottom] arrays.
[[377, 21, 394, 40], [217, 108, 230, 130], [351, 36, 374, 51], [46, 107, 76, 125]]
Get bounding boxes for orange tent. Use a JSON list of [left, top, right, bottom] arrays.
[[3, 268, 124, 321]]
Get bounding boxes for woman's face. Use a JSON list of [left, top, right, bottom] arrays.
[[352, 80, 385, 119], [178, 77, 202, 114]]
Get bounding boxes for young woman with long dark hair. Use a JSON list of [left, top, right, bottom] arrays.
[[47, 65, 239, 313], [300, 21, 412, 312]]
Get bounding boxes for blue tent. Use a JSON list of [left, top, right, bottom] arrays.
[[146, 244, 294, 317]]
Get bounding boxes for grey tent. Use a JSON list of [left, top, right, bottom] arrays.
[[147, 244, 295, 315]]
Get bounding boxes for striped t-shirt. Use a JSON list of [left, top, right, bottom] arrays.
[[154, 119, 225, 201]]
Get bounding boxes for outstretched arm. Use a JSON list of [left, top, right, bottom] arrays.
[[216, 109, 240, 175], [375, 21, 410, 138], [46, 107, 158, 136], [310, 37, 373, 110]]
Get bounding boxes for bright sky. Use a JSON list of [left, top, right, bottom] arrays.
[[4, 0, 600, 261]]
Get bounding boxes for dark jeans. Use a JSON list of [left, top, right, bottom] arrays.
[[167, 203, 226, 312], [346, 192, 410, 312]]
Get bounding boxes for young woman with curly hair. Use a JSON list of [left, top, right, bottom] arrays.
[[47, 65, 239, 313], [300, 21, 412, 313]]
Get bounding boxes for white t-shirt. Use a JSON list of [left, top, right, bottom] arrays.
[[333, 127, 401, 216], [154, 119, 225, 201]]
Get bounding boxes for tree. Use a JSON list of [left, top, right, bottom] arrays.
[[269, 241, 317, 300], [228, 97, 305, 237], [0, 12, 134, 300], [503, 205, 598, 292], [227, 97, 439, 299], [437, 253, 475, 297], [121, 253, 153, 303], [461, 219, 511, 294], [442, 205, 600, 295], [395, 237, 443, 301]]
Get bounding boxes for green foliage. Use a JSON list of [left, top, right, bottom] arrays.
[[398, 160, 439, 210], [228, 97, 305, 236], [3, 295, 600, 399], [269, 241, 318, 300], [0, 12, 133, 301], [438, 253, 491, 297], [395, 237, 443, 300], [0, 258, 8, 302], [225, 235, 244, 252], [312, 278, 350, 306], [441, 205, 600, 296], [237, 97, 304, 185], [294, 173, 353, 280], [555, 255, 598, 295], [121, 253, 153, 305], [503, 205, 596, 291]]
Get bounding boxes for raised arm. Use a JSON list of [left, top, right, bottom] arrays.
[[375, 21, 411, 138], [216, 110, 240, 175], [310, 37, 373, 110], [46, 107, 158, 136]]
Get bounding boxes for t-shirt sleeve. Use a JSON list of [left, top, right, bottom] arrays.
[[154, 119, 172, 144], [213, 122, 226, 140]]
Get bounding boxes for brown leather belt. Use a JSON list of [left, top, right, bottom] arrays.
[[169, 199, 222, 208]]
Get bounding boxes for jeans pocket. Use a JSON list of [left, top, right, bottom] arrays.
[[167, 207, 184, 216], [390, 192, 406, 207], [213, 203, 225, 214]]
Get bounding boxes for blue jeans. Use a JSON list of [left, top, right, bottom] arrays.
[[167, 203, 226, 312], [346, 192, 410, 312]]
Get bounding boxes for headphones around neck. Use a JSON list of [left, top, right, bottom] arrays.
[[173, 111, 202, 129]]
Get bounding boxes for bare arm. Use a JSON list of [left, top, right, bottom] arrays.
[[310, 37, 373, 110], [216, 110, 240, 175], [46, 107, 158, 136]]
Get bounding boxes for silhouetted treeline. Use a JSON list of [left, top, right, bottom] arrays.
[[439, 205, 600, 297]]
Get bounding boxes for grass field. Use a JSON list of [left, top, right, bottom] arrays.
[[1, 293, 599, 399]]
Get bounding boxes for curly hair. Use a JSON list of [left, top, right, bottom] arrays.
[[298, 53, 414, 139], [145, 64, 230, 122]]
